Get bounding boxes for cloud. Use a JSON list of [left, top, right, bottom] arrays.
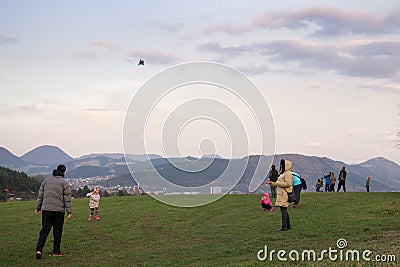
[[197, 42, 257, 56], [203, 7, 400, 36], [300, 142, 325, 148], [360, 81, 400, 93], [203, 22, 250, 34], [150, 20, 184, 32], [87, 39, 178, 65], [0, 104, 41, 117], [237, 65, 302, 76], [81, 107, 116, 112], [377, 131, 398, 143], [261, 39, 400, 79], [127, 49, 178, 65], [344, 39, 400, 58], [0, 34, 18, 44], [90, 39, 121, 50], [17, 105, 39, 112], [198, 39, 400, 79], [75, 51, 98, 59], [305, 81, 344, 91], [238, 65, 271, 75]]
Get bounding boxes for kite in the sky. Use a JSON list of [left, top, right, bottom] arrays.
[[138, 59, 145, 65]]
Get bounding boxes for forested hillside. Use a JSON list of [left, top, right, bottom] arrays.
[[0, 165, 41, 200]]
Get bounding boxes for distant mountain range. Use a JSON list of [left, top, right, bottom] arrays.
[[1, 145, 400, 192], [77, 153, 162, 162]]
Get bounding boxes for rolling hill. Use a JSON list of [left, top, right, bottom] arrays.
[[65, 165, 112, 178], [100, 154, 400, 192], [1, 145, 399, 192], [0, 147, 27, 168], [270, 154, 400, 192], [21, 145, 73, 165], [78, 153, 162, 161]]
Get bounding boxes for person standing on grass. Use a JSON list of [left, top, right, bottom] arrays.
[[329, 172, 336, 192], [320, 178, 324, 192], [291, 171, 302, 208], [35, 164, 72, 259], [266, 159, 293, 231], [366, 176, 370, 192], [266, 165, 279, 198], [324, 173, 331, 192], [316, 178, 322, 192], [337, 166, 347, 192], [87, 186, 101, 221]]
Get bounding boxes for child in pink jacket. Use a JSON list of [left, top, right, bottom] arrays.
[[260, 193, 274, 212], [87, 187, 101, 221]]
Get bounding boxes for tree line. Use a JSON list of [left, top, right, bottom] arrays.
[[71, 185, 131, 198], [0, 165, 140, 201], [0, 165, 41, 201]]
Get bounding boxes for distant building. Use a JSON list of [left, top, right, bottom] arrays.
[[210, 186, 222, 194]]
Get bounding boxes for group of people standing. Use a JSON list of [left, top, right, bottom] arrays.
[[316, 166, 347, 192], [262, 159, 305, 231], [266, 163, 304, 208], [262, 162, 352, 232]]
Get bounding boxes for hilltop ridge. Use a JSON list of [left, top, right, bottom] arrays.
[[0, 145, 399, 192]]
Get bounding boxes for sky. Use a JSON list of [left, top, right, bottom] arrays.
[[1, 1, 400, 165]]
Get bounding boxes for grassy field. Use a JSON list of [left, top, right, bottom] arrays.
[[0, 192, 399, 266]]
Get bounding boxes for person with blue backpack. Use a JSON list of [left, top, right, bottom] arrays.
[[324, 173, 331, 192], [291, 171, 303, 208]]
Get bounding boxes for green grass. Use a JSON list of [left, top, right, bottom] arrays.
[[0, 192, 399, 266]]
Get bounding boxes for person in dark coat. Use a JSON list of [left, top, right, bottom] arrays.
[[35, 164, 72, 259], [266, 165, 279, 198], [337, 166, 347, 192]]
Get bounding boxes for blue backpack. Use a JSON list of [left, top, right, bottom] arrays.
[[292, 172, 307, 190]]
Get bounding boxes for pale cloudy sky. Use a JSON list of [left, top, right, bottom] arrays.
[[1, 1, 400, 164]]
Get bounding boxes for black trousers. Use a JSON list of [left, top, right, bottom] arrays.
[[325, 182, 330, 192], [270, 186, 277, 198], [261, 203, 272, 210], [36, 211, 65, 253], [280, 207, 291, 230], [337, 180, 346, 192], [293, 184, 302, 205], [329, 184, 335, 192]]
